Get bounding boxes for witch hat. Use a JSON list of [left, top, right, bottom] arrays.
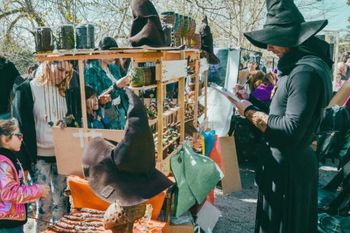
[[244, 0, 328, 49], [82, 88, 173, 206], [199, 16, 220, 65], [129, 0, 166, 47]]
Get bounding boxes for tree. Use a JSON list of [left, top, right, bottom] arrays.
[[0, 36, 35, 74], [0, 0, 344, 71], [155, 0, 266, 48], [0, 0, 46, 37]]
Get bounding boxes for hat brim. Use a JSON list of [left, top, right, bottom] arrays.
[[201, 50, 220, 65], [88, 154, 173, 206], [244, 20, 328, 49]]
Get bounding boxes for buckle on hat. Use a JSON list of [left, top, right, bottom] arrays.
[[101, 185, 115, 199]]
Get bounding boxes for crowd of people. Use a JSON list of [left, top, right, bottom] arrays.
[[333, 53, 350, 106]]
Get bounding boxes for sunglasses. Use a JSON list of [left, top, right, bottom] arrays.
[[12, 133, 23, 140]]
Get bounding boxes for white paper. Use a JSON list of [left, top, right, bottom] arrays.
[[209, 83, 240, 103], [196, 201, 221, 233]]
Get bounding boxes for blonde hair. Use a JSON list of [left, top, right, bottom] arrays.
[[35, 61, 73, 97], [248, 71, 266, 91]]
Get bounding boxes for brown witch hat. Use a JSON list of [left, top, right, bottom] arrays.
[[82, 88, 173, 206]]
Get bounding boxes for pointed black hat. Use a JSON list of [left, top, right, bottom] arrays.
[[199, 16, 220, 64], [129, 0, 166, 47], [82, 88, 173, 206], [244, 0, 328, 49]]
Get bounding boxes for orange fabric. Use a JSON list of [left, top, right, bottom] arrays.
[[67, 176, 166, 219], [67, 176, 109, 211], [209, 136, 225, 173], [145, 191, 166, 220], [192, 189, 215, 214], [206, 189, 215, 204]]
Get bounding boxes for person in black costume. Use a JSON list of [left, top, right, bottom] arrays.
[[0, 56, 22, 120], [229, 0, 333, 232]]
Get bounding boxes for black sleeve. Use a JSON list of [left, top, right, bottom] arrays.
[[266, 70, 322, 148], [12, 82, 36, 171], [249, 95, 270, 113]]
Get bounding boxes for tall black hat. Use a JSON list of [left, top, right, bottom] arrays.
[[129, 0, 166, 47], [82, 88, 173, 206], [199, 16, 220, 65], [244, 0, 328, 49]]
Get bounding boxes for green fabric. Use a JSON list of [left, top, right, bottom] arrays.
[[170, 144, 223, 217], [171, 150, 197, 217]]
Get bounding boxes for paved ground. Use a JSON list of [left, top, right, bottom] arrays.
[[212, 161, 338, 233], [213, 164, 258, 233]]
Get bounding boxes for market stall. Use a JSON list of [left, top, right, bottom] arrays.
[[33, 47, 213, 233]]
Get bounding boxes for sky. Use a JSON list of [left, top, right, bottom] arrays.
[[300, 0, 350, 32]]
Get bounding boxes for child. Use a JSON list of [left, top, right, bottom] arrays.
[[248, 71, 275, 104], [0, 118, 49, 233], [86, 86, 110, 129]]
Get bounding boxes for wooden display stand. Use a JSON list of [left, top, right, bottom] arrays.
[[35, 48, 204, 176]]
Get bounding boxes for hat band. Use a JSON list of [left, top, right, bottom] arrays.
[[263, 22, 301, 29]]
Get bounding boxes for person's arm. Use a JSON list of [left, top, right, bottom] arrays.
[[12, 82, 36, 172], [328, 81, 350, 107], [236, 69, 322, 148], [265, 70, 322, 147], [244, 107, 269, 132], [248, 95, 270, 113], [0, 161, 46, 203]]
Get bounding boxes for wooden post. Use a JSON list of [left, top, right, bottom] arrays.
[[193, 52, 200, 128], [78, 60, 88, 129], [178, 77, 185, 142], [204, 70, 208, 120], [179, 51, 186, 142], [156, 60, 164, 161]]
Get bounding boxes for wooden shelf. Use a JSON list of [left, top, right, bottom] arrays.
[[163, 107, 180, 117], [129, 84, 157, 91], [162, 77, 186, 85], [162, 135, 180, 151], [185, 118, 194, 123], [34, 49, 203, 177], [154, 134, 180, 152], [149, 118, 157, 126]]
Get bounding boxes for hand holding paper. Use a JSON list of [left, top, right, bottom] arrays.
[[235, 99, 253, 116], [210, 83, 253, 116], [209, 83, 241, 103]]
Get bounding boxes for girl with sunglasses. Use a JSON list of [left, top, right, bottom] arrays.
[[0, 118, 49, 233]]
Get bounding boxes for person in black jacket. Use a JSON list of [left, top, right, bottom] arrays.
[[229, 0, 333, 232], [0, 56, 22, 120], [12, 61, 73, 232]]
